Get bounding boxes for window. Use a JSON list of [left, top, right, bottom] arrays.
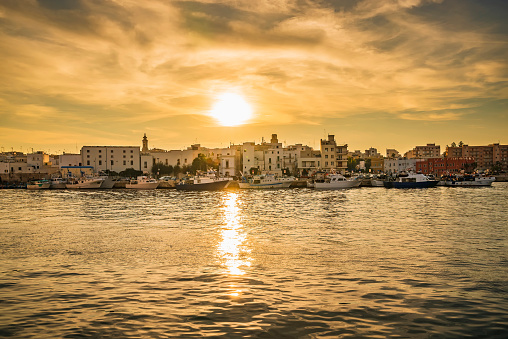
[[144, 161, 147, 168], [325, 155, 328, 159], [87, 160, 90, 165], [184, 159, 187, 163], [87, 150, 90, 153], [99, 150, 102, 153], [111, 155, 113, 158], [123, 150, 126, 153], [87, 155, 90, 158], [99, 155, 102, 158], [131, 161, 133, 166], [269, 158, 272, 163], [99, 160, 102, 165], [123, 155, 126, 158], [130, 150, 133, 153], [111, 150, 114, 153], [111, 160, 114, 166]]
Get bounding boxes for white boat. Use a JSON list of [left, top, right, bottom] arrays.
[[383, 173, 438, 189], [370, 174, 387, 187], [313, 173, 361, 189], [27, 179, 51, 190], [125, 176, 159, 189], [175, 175, 230, 191], [444, 174, 495, 187], [99, 176, 117, 189], [66, 177, 104, 189], [49, 177, 67, 189], [239, 174, 295, 189]]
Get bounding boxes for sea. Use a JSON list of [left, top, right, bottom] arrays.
[[1, 184, 507, 338]]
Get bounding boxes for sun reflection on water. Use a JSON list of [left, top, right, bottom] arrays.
[[217, 192, 251, 276]]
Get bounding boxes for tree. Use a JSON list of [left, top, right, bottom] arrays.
[[151, 162, 173, 177], [119, 168, 143, 178], [173, 165, 182, 176], [347, 157, 357, 171], [191, 154, 208, 174]]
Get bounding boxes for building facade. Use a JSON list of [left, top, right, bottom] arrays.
[[320, 135, 348, 173], [415, 157, 475, 175], [81, 146, 141, 172], [405, 143, 441, 159], [445, 143, 508, 171]]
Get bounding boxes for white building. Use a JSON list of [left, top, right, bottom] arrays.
[[81, 146, 141, 172], [59, 153, 82, 168], [384, 158, 418, 174]]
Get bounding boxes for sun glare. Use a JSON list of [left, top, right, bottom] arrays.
[[210, 93, 253, 126]]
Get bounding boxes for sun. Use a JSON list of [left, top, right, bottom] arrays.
[[210, 93, 253, 126]]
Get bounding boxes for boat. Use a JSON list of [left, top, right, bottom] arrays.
[[99, 176, 117, 189], [313, 172, 361, 189], [175, 172, 231, 191], [158, 176, 177, 189], [383, 172, 438, 188], [370, 174, 386, 187], [125, 176, 159, 189], [443, 174, 495, 187], [238, 174, 295, 189], [49, 177, 67, 189], [66, 176, 104, 189], [27, 179, 51, 190]]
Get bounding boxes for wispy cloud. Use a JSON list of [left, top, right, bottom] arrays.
[[0, 0, 506, 150]]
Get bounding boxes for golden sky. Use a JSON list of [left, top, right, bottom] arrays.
[[0, 0, 507, 154]]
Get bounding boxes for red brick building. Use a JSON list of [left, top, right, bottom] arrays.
[[416, 157, 475, 175], [445, 143, 508, 171]]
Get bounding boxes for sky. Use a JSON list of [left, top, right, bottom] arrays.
[[0, 0, 507, 155]]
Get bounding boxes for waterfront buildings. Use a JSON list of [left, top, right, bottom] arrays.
[[416, 157, 475, 176], [1, 135, 506, 183], [445, 143, 508, 171], [405, 143, 441, 159], [320, 135, 348, 173]]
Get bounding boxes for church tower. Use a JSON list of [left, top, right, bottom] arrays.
[[142, 133, 148, 153]]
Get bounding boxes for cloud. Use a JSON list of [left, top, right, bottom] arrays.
[[399, 111, 463, 121], [0, 0, 506, 151]]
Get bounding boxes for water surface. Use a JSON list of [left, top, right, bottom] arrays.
[[1, 184, 507, 338]]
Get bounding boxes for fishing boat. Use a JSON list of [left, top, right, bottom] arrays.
[[125, 176, 159, 189], [313, 173, 361, 189], [443, 174, 495, 187], [239, 174, 295, 189], [175, 174, 230, 191], [49, 177, 67, 189], [66, 176, 104, 189], [27, 179, 51, 190], [383, 172, 438, 189]]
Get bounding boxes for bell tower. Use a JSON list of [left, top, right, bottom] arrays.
[[142, 133, 148, 153]]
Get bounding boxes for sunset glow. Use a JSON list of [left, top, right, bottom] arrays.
[[0, 0, 506, 152], [210, 93, 253, 127]]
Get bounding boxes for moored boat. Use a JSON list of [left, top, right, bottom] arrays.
[[383, 173, 438, 189], [239, 174, 295, 189], [49, 177, 67, 189], [27, 179, 51, 190], [443, 174, 495, 187], [175, 175, 230, 191], [313, 173, 361, 189], [125, 176, 159, 189], [66, 177, 104, 189]]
